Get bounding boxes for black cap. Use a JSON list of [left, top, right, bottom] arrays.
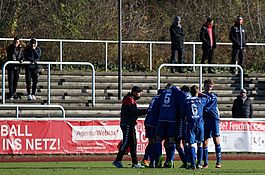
[[13, 36, 20, 41], [131, 86, 143, 93], [237, 16, 243, 20], [30, 38, 37, 44], [206, 17, 213, 23], [240, 88, 247, 93], [175, 16, 181, 21]]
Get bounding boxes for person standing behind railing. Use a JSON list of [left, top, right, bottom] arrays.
[[229, 16, 247, 73], [6, 36, 24, 100], [24, 38, 42, 100], [169, 16, 185, 73], [200, 17, 217, 73]]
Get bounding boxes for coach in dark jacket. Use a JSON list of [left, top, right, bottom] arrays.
[[113, 86, 147, 168], [169, 16, 185, 73], [229, 16, 247, 73], [200, 17, 216, 73], [232, 89, 253, 118]]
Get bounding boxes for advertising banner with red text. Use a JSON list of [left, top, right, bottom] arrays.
[[0, 119, 147, 154], [0, 118, 264, 154], [207, 119, 265, 152]]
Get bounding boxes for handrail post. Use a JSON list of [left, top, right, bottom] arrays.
[[192, 44, 196, 72], [16, 106, 19, 118], [91, 64, 96, 107], [157, 64, 162, 90], [105, 42, 108, 71], [60, 41, 63, 70], [199, 65, 203, 91], [2, 63, 6, 104], [149, 43, 153, 71], [47, 63, 51, 105], [238, 65, 244, 90]]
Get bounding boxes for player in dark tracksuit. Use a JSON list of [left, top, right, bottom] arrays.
[[24, 38, 42, 100], [6, 37, 24, 100], [113, 86, 147, 168]]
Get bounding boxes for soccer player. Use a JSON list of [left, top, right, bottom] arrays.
[[112, 86, 147, 168], [203, 79, 222, 168], [142, 89, 163, 168], [155, 83, 180, 168], [184, 85, 209, 170], [175, 85, 191, 168]]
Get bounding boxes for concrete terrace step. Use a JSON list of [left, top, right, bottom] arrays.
[[0, 70, 265, 118]]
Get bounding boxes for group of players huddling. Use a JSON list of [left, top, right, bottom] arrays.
[[143, 79, 222, 170]]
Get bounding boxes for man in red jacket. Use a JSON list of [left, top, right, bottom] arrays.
[[200, 17, 217, 73], [113, 86, 147, 168]]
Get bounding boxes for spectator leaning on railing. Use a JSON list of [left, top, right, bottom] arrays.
[[6, 36, 24, 100], [24, 38, 42, 101]]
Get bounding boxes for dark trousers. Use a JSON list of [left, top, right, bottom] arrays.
[[115, 125, 138, 165], [25, 68, 39, 95], [170, 46, 183, 72], [201, 47, 214, 71], [231, 48, 244, 67], [7, 68, 20, 97]]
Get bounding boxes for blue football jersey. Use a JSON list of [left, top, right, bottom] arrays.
[[158, 86, 183, 122], [177, 91, 192, 119], [203, 92, 220, 120], [144, 95, 160, 128], [185, 96, 209, 123]]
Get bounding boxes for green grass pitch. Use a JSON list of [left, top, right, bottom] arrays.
[[0, 160, 264, 175]]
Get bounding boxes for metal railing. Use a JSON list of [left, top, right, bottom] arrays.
[[2, 61, 95, 106], [0, 104, 65, 118], [1, 38, 265, 71], [157, 63, 244, 91]]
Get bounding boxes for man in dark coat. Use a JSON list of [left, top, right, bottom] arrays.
[[232, 88, 253, 118], [229, 16, 247, 73], [24, 38, 42, 100], [169, 16, 185, 73], [6, 37, 24, 100]]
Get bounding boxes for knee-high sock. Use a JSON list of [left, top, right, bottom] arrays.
[[176, 147, 187, 164], [215, 144, 222, 164], [184, 144, 190, 163], [143, 143, 151, 160], [149, 143, 155, 167], [155, 141, 162, 163], [189, 146, 196, 167], [197, 146, 203, 166], [203, 147, 208, 165], [165, 143, 175, 162]]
